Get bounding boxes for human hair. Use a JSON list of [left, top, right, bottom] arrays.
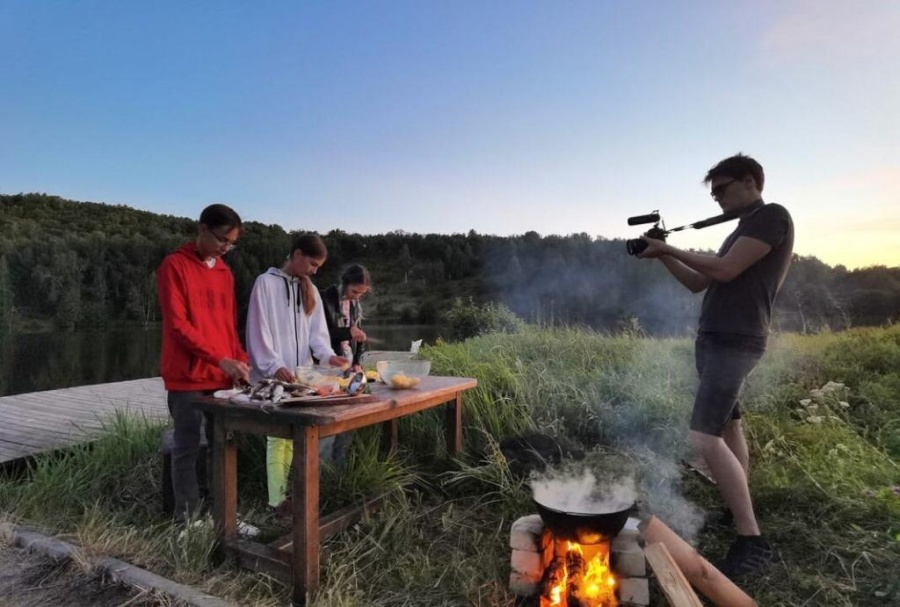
[[339, 264, 371, 290], [703, 153, 765, 192], [291, 233, 327, 316], [199, 204, 242, 231]]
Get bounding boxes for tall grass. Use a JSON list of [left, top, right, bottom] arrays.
[[1, 325, 898, 605]]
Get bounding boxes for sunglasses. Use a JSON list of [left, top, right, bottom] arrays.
[[710, 179, 737, 199]]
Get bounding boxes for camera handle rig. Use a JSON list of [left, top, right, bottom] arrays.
[[625, 210, 738, 256]]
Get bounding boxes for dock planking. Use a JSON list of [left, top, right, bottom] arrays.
[[0, 378, 169, 465]]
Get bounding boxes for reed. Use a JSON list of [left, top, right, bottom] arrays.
[[1, 324, 897, 605]]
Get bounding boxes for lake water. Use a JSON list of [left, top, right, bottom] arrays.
[[0, 324, 444, 396]]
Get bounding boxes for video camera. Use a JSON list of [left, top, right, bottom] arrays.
[[625, 210, 738, 256]]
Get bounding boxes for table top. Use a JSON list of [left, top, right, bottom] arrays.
[[190, 375, 478, 427]]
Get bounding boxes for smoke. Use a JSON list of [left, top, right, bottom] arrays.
[[481, 237, 703, 336], [531, 469, 637, 514], [631, 447, 706, 543]]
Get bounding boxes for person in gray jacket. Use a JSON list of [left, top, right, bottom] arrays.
[[245, 233, 348, 519]]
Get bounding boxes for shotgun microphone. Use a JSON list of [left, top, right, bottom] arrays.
[[627, 213, 661, 226]]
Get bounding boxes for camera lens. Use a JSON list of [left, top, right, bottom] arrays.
[[625, 238, 647, 256]]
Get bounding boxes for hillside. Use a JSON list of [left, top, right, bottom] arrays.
[[0, 193, 897, 333]]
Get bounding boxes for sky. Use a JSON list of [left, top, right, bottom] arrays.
[[1, 1, 898, 270]]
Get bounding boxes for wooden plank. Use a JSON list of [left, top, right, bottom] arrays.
[[222, 417, 291, 440], [0, 377, 168, 465], [639, 515, 756, 607], [446, 393, 463, 455], [381, 419, 398, 455], [211, 419, 237, 540], [275, 393, 378, 408], [0, 414, 97, 439], [292, 424, 320, 606], [645, 542, 704, 607], [0, 406, 130, 429], [229, 538, 291, 584], [0, 407, 108, 431], [9, 393, 165, 416], [271, 490, 390, 551], [2, 397, 166, 420]]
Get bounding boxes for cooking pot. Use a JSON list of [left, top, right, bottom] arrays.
[[533, 496, 638, 545]]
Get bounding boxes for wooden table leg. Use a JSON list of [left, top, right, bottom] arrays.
[[381, 419, 399, 455], [290, 424, 320, 607], [211, 418, 237, 540], [445, 392, 463, 456]]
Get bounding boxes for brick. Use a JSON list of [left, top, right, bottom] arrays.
[[509, 514, 543, 552], [510, 548, 542, 577], [617, 577, 650, 606], [611, 543, 646, 577], [611, 528, 641, 552], [509, 571, 540, 597]]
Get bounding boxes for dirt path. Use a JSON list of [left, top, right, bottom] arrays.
[[0, 544, 171, 607]]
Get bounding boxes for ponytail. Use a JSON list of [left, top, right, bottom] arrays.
[[289, 233, 328, 316], [299, 276, 317, 316]]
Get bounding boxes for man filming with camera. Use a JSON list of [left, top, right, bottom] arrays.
[[637, 153, 793, 579]]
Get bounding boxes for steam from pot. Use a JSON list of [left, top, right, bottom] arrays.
[[531, 469, 637, 514]]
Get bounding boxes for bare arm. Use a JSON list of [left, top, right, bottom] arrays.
[[639, 235, 773, 290], [658, 255, 712, 293]]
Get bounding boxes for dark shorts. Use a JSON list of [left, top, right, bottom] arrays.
[[691, 332, 766, 436]]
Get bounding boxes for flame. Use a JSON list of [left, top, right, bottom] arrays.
[[541, 541, 617, 607]]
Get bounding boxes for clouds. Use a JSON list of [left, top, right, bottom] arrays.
[[759, 1, 900, 66]]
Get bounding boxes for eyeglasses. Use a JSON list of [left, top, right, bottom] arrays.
[[209, 230, 238, 250], [710, 179, 736, 199]]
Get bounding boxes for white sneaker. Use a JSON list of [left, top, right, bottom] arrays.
[[178, 516, 259, 539], [237, 519, 260, 538], [177, 516, 213, 540]]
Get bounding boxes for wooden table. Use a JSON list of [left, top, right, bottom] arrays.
[[189, 375, 478, 606]]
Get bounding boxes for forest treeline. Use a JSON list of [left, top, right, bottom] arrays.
[[1, 193, 897, 336]]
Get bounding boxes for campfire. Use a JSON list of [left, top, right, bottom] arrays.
[[510, 472, 648, 606], [540, 539, 617, 607]]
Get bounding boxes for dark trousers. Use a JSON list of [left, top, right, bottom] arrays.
[[167, 390, 214, 522]]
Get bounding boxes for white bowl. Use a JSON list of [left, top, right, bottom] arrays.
[[376, 360, 431, 386]]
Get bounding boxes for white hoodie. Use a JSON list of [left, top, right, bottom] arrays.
[[246, 268, 336, 383]]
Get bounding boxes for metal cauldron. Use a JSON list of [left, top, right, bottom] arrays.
[[533, 496, 638, 545]]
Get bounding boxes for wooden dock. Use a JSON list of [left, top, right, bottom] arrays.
[[0, 378, 168, 465]]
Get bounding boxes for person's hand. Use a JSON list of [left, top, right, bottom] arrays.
[[220, 358, 251, 386], [637, 237, 668, 259], [328, 355, 351, 370], [274, 367, 294, 383], [350, 326, 367, 342]]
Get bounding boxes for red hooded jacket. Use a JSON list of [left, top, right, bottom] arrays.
[[156, 242, 248, 391]]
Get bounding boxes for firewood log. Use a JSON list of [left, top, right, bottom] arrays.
[[639, 515, 756, 607], [565, 549, 587, 607]]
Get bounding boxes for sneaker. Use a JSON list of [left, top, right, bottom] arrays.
[[177, 515, 260, 539], [715, 535, 780, 580], [236, 518, 261, 538], [177, 516, 213, 540], [272, 497, 293, 523]]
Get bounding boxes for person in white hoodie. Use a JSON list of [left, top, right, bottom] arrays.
[[245, 233, 349, 518]]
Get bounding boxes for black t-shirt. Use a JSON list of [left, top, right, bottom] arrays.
[[698, 201, 794, 337]]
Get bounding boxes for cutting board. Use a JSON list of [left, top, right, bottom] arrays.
[[276, 393, 379, 407]]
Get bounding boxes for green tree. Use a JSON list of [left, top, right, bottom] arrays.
[[0, 255, 15, 332]]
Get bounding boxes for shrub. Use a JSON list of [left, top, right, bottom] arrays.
[[442, 297, 525, 340]]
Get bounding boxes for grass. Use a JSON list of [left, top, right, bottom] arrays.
[[1, 325, 898, 605]]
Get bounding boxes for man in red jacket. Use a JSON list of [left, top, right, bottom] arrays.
[[157, 203, 250, 523]]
